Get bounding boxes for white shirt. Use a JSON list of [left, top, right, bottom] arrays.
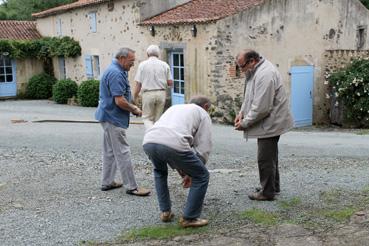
[[143, 104, 212, 163], [134, 56, 172, 91]]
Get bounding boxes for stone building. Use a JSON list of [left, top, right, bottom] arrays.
[[33, 0, 369, 125], [0, 21, 43, 98]]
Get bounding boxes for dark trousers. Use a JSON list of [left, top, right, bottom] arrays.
[[257, 135, 280, 197]]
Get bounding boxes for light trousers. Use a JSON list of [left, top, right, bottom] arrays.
[[101, 122, 138, 190], [142, 90, 166, 130]]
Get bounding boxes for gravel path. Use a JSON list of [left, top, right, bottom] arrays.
[[0, 100, 369, 245]]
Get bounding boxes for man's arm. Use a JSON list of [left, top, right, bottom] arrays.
[[133, 81, 142, 105], [167, 79, 173, 87], [114, 96, 142, 116], [193, 116, 212, 164]]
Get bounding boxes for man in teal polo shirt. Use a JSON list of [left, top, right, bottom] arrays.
[[95, 47, 150, 196]]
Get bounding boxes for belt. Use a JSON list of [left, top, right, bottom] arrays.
[[143, 89, 166, 92]]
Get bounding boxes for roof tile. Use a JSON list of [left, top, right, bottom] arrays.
[[141, 0, 264, 25], [32, 0, 110, 18], [0, 21, 42, 40]]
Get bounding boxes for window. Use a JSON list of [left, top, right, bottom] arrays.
[[84, 55, 100, 79], [93, 56, 100, 78], [0, 56, 13, 83], [56, 18, 62, 36], [357, 25, 367, 49], [58, 57, 66, 79], [88, 12, 97, 33]]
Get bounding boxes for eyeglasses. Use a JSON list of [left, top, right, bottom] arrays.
[[238, 60, 251, 69]]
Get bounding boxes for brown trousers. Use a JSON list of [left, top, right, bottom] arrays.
[[257, 135, 280, 197]]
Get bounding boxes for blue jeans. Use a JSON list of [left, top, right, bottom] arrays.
[[143, 143, 209, 219]]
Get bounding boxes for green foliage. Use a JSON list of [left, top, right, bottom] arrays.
[[360, 0, 369, 9], [328, 59, 369, 127], [26, 73, 57, 99], [0, 0, 76, 20], [0, 37, 81, 59], [77, 79, 100, 107], [52, 79, 78, 104], [121, 224, 208, 241]]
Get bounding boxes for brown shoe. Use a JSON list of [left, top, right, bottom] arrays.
[[101, 182, 123, 191], [255, 187, 280, 195], [160, 211, 175, 222], [248, 192, 275, 201], [179, 217, 208, 228], [126, 187, 151, 196]]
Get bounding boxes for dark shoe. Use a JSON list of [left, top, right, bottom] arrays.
[[101, 182, 123, 191], [179, 217, 208, 228], [160, 211, 175, 222], [248, 192, 275, 201], [255, 187, 280, 195], [126, 187, 151, 196]]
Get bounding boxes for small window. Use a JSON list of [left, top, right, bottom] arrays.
[[58, 57, 66, 79], [88, 12, 97, 33], [357, 25, 367, 49], [0, 56, 13, 83], [56, 18, 62, 36], [85, 55, 94, 79]]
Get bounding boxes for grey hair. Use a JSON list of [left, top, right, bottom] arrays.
[[189, 95, 211, 108], [146, 45, 160, 57], [115, 47, 135, 59]]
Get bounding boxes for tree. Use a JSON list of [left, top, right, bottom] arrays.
[[361, 0, 369, 9], [0, 0, 76, 20]]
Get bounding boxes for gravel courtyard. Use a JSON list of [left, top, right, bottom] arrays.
[[1, 100, 369, 246]]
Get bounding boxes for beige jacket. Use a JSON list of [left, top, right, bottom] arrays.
[[240, 58, 293, 139]]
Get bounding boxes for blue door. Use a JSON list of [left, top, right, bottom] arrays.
[[0, 56, 17, 97], [170, 52, 185, 105], [290, 66, 314, 127]]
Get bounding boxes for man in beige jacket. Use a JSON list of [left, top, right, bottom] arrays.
[[235, 49, 293, 201]]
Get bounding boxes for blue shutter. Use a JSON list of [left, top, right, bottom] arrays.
[[58, 57, 66, 79], [85, 55, 93, 79], [89, 12, 97, 33]]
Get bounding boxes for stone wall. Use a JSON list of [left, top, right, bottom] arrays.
[[323, 49, 369, 125], [15, 58, 44, 96]]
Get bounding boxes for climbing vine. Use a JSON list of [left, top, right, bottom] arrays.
[[0, 36, 81, 59]]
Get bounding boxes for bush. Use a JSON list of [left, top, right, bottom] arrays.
[[77, 79, 100, 107], [328, 58, 369, 127], [52, 79, 78, 104], [26, 73, 56, 99]]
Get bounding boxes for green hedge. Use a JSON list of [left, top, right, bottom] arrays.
[[77, 79, 100, 107], [26, 73, 56, 99], [52, 79, 78, 104], [328, 58, 369, 127]]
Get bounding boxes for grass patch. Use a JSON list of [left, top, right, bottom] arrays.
[[320, 189, 343, 204], [278, 197, 302, 209], [362, 185, 369, 193], [355, 129, 369, 135], [240, 208, 279, 225], [120, 224, 208, 241], [323, 207, 356, 222]]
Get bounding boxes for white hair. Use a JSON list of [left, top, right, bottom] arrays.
[[146, 45, 160, 57]]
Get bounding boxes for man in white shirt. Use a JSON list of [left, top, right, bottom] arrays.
[[133, 45, 173, 130], [143, 96, 212, 228]]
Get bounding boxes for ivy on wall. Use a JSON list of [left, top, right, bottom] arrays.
[[0, 36, 81, 59]]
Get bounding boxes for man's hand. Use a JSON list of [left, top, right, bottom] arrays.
[[234, 112, 245, 131], [182, 175, 192, 189], [132, 106, 142, 117], [234, 112, 243, 125]]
